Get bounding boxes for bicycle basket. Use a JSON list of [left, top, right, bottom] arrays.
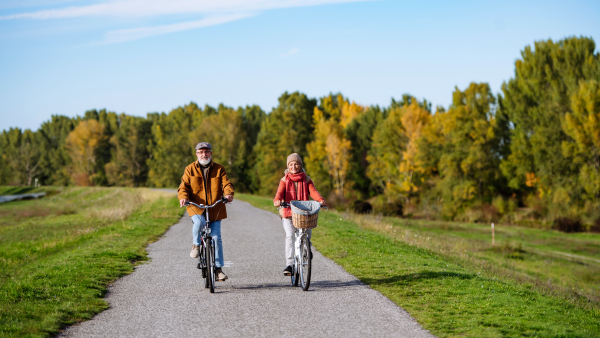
[[290, 200, 321, 229]]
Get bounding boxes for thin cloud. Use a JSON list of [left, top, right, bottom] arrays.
[[97, 13, 256, 44], [280, 47, 299, 57], [0, 0, 373, 20]]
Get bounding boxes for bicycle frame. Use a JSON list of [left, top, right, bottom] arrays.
[[186, 197, 228, 293], [278, 201, 325, 291]]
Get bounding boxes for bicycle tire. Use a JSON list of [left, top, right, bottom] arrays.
[[207, 238, 215, 293], [293, 256, 300, 287], [201, 243, 209, 288], [300, 237, 312, 291]]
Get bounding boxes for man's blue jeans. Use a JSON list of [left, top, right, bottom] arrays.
[[191, 214, 224, 268]]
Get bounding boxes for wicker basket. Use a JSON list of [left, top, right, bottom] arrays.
[[290, 200, 321, 229]]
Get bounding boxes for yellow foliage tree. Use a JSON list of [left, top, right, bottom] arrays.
[[306, 94, 361, 199], [398, 101, 432, 195], [66, 120, 105, 186], [367, 101, 431, 203], [340, 100, 366, 128], [326, 133, 352, 196], [563, 79, 600, 200]]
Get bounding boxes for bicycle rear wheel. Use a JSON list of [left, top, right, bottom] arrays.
[[300, 237, 312, 291], [207, 238, 215, 293]]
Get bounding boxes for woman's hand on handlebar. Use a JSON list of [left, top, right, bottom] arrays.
[[224, 195, 233, 202], [320, 199, 328, 208]]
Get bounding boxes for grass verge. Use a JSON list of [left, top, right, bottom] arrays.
[[0, 187, 183, 337], [236, 193, 600, 338]]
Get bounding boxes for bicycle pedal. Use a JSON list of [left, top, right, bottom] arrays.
[[197, 263, 202, 269]]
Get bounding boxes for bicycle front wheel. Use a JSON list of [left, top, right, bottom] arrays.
[[299, 237, 312, 291], [207, 238, 216, 293], [292, 256, 299, 287], [200, 243, 208, 288]]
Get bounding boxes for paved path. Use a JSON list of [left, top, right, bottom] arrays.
[[60, 200, 434, 338]]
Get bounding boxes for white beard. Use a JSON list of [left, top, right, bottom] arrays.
[[199, 156, 212, 166]]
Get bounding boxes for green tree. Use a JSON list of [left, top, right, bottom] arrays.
[[344, 106, 384, 199], [148, 103, 204, 187], [253, 92, 316, 195], [500, 37, 600, 212], [0, 128, 43, 186], [37, 115, 75, 186], [105, 114, 153, 186], [190, 106, 250, 190]]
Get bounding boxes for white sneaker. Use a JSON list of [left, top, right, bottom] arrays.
[[190, 245, 199, 258]]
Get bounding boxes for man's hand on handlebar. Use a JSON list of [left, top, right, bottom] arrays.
[[224, 194, 233, 203], [179, 199, 188, 207]]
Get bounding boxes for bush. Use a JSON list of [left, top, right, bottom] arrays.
[[369, 195, 403, 216], [351, 200, 373, 214], [554, 217, 583, 233], [590, 218, 600, 233]]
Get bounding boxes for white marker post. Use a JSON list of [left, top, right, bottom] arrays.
[[491, 223, 495, 246]]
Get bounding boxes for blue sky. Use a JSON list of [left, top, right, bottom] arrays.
[[1, 0, 599, 131]]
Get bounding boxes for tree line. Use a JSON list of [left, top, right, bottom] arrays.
[[2, 36, 599, 226]]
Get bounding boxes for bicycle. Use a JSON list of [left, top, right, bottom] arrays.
[[278, 201, 326, 291], [185, 196, 229, 293]]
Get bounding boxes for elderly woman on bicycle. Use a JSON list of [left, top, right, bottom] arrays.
[[274, 153, 327, 276]]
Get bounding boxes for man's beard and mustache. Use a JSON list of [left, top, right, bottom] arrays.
[[199, 155, 212, 166]]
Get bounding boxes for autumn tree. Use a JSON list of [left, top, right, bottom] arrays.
[[417, 83, 504, 218], [306, 94, 360, 199], [65, 120, 106, 186], [562, 80, 600, 204]]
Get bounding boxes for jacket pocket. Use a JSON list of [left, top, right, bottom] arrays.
[[210, 177, 222, 196], [190, 177, 204, 193]]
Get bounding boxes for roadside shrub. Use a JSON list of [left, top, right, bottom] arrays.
[[351, 200, 372, 214], [458, 204, 500, 223], [590, 218, 600, 233], [554, 217, 583, 233], [369, 195, 403, 216]]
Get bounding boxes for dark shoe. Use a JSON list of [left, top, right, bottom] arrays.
[[283, 265, 293, 276], [215, 267, 228, 281]]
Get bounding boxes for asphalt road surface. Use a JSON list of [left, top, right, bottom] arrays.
[[60, 200, 434, 338]]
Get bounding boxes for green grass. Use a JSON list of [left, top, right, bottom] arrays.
[[237, 193, 600, 337], [0, 187, 183, 337]]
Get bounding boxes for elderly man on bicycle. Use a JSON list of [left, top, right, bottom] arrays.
[[178, 142, 234, 281]]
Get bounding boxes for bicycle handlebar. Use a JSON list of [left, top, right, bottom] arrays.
[[185, 196, 229, 209], [277, 201, 328, 210]]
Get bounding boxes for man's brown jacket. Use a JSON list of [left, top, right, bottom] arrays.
[[178, 161, 234, 221]]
